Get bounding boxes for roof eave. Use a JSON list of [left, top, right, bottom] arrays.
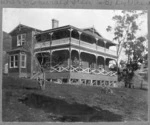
[[9, 24, 42, 35], [9, 24, 20, 35], [35, 25, 117, 45]]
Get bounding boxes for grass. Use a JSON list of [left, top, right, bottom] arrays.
[[2, 75, 148, 122]]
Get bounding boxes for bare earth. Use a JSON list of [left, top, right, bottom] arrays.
[[2, 75, 148, 122]]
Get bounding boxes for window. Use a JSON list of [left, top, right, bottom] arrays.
[[14, 55, 18, 67], [17, 34, 26, 46], [10, 55, 18, 68], [21, 34, 26, 45], [10, 56, 14, 68], [21, 54, 26, 68]]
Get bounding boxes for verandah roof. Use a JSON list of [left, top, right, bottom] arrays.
[[35, 25, 117, 46], [7, 47, 28, 53]]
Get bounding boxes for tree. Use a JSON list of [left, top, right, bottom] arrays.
[[106, 10, 147, 88], [106, 10, 147, 68]]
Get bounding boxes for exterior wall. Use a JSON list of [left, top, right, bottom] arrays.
[[8, 72, 20, 77], [24, 31, 33, 51], [11, 30, 32, 51], [8, 51, 31, 78], [9, 67, 19, 73], [26, 52, 32, 76], [11, 35, 17, 49], [8, 52, 19, 74], [19, 53, 32, 76], [9, 28, 34, 78], [8, 72, 27, 78]]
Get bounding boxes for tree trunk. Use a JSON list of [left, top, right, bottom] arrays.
[[41, 79, 45, 90]]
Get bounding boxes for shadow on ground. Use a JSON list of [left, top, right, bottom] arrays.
[[18, 93, 123, 122]]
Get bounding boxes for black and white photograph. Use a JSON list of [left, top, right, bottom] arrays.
[[2, 8, 148, 122]]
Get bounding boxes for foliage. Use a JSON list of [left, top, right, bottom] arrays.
[[106, 10, 147, 65], [107, 10, 148, 87]]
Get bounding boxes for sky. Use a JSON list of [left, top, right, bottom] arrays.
[[2, 8, 148, 61]]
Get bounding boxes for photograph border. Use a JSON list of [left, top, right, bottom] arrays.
[[0, 0, 149, 124]]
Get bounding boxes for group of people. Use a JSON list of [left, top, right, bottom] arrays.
[[122, 67, 134, 88]]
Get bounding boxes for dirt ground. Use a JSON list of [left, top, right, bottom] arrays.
[[2, 75, 148, 122]]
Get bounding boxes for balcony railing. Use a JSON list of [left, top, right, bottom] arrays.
[[34, 41, 50, 49], [71, 38, 117, 56], [41, 62, 117, 77], [48, 64, 117, 77], [34, 37, 117, 56], [52, 38, 70, 46], [34, 38, 70, 49]]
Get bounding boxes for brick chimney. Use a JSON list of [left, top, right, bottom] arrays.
[[52, 19, 59, 29]]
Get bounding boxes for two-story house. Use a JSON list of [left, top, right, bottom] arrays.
[[33, 19, 118, 87], [7, 19, 118, 87], [7, 24, 41, 78]]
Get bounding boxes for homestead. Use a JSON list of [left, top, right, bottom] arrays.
[[7, 19, 118, 87]]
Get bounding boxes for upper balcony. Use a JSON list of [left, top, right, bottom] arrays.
[[71, 38, 117, 56], [34, 37, 117, 57], [34, 26, 117, 57]]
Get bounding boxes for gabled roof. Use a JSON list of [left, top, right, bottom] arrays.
[[9, 24, 42, 35], [82, 27, 102, 37]]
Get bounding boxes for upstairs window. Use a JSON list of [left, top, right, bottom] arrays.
[[21, 53, 26, 68], [10, 55, 18, 68], [17, 34, 26, 46]]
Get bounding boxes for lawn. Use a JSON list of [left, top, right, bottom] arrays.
[[2, 75, 148, 122]]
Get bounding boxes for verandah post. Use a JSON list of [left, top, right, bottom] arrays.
[[19, 52, 21, 77], [104, 41, 107, 52], [49, 32, 53, 71], [104, 57, 106, 70], [95, 38, 98, 69], [67, 28, 73, 84], [68, 28, 73, 71], [96, 55, 98, 69], [78, 31, 82, 65]]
